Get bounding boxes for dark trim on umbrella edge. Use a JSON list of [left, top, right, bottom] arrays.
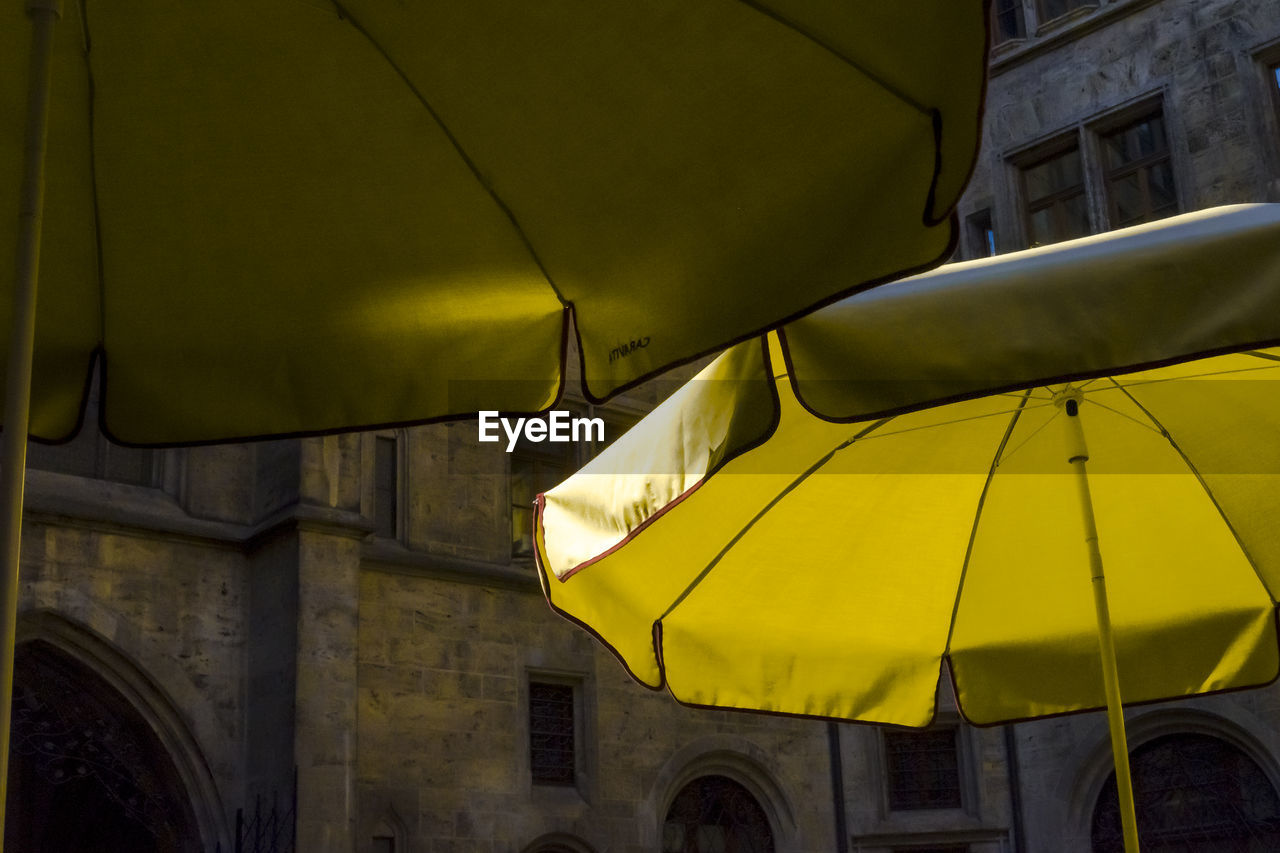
[[778, 338, 1280, 427], [948, 607, 1280, 730], [538, 335, 782, 582]]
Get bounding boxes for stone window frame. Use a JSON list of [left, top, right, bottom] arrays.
[[1033, 0, 1099, 35], [523, 668, 595, 803], [508, 400, 643, 559], [1012, 133, 1091, 247], [363, 428, 407, 544], [1253, 39, 1280, 188], [872, 714, 982, 822], [1090, 101, 1180, 229], [1006, 92, 1183, 248]]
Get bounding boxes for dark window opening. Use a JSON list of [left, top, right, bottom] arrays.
[[992, 0, 1025, 43], [1101, 111, 1178, 228], [884, 727, 963, 811], [511, 420, 576, 556], [1022, 144, 1090, 246], [663, 775, 774, 853], [1039, 0, 1093, 23], [1092, 733, 1280, 851], [373, 435, 398, 539], [529, 681, 575, 785], [966, 208, 997, 258]]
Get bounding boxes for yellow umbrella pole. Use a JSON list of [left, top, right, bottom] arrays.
[[1, 0, 61, 839], [1061, 391, 1141, 853]]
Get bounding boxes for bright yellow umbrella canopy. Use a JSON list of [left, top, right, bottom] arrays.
[[536, 204, 1280, 727], [0, 0, 988, 444]]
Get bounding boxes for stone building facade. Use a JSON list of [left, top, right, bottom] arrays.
[[7, 1, 1280, 852]]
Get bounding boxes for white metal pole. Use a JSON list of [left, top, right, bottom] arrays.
[[1061, 393, 1141, 853], [1, 0, 61, 841]]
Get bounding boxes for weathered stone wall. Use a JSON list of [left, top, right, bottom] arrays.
[[356, 565, 841, 852], [959, 0, 1280, 257]]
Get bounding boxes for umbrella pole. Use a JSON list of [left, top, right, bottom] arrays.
[[1, 0, 61, 837], [1062, 395, 1141, 853]]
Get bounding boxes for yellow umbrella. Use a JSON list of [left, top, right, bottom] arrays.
[[535, 204, 1280, 853], [2, 1, 991, 839]]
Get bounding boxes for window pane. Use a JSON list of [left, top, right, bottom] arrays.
[[529, 682, 575, 784], [511, 418, 576, 555], [1102, 114, 1168, 170], [993, 0, 1024, 42], [1040, 0, 1089, 21], [1024, 148, 1082, 204], [884, 728, 963, 811], [1103, 111, 1177, 228]]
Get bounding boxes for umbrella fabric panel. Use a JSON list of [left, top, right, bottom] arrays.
[[86, 2, 565, 444], [538, 339, 777, 580], [1, 3, 99, 440], [342, 0, 964, 401], [4, 1, 991, 445], [949, 375, 1279, 724], [1118, 352, 1280, 593], [659, 394, 1017, 726], [781, 204, 1280, 422]]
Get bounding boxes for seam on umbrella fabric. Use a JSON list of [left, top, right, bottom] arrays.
[[1244, 350, 1280, 363], [942, 390, 1029, 660], [331, 1, 569, 308], [734, 0, 932, 116], [579, 221, 958, 407], [655, 416, 891, 625], [80, 0, 107, 348], [1110, 378, 1277, 606], [735, 0, 992, 225]]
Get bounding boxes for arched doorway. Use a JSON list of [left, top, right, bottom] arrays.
[[1091, 732, 1280, 851], [662, 774, 775, 853], [5, 640, 202, 852]]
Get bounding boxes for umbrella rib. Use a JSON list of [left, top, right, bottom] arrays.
[[1111, 381, 1277, 606], [656, 417, 892, 623], [1080, 396, 1164, 435], [943, 390, 1032, 657], [993, 401, 1058, 467], [1243, 350, 1280, 363], [331, 1, 570, 306], [79, 1, 107, 347], [735, 0, 931, 117]]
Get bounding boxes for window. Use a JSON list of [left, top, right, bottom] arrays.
[[1268, 58, 1280, 141], [965, 208, 997, 258], [894, 847, 969, 853], [1091, 733, 1280, 851], [1100, 111, 1177, 228], [1038, 0, 1093, 24], [511, 423, 577, 556], [1014, 100, 1179, 247], [991, 0, 1025, 44], [371, 838, 395, 853], [883, 727, 963, 811], [26, 376, 156, 486], [529, 681, 576, 785], [373, 435, 398, 538], [1021, 144, 1090, 246], [663, 775, 775, 853]]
